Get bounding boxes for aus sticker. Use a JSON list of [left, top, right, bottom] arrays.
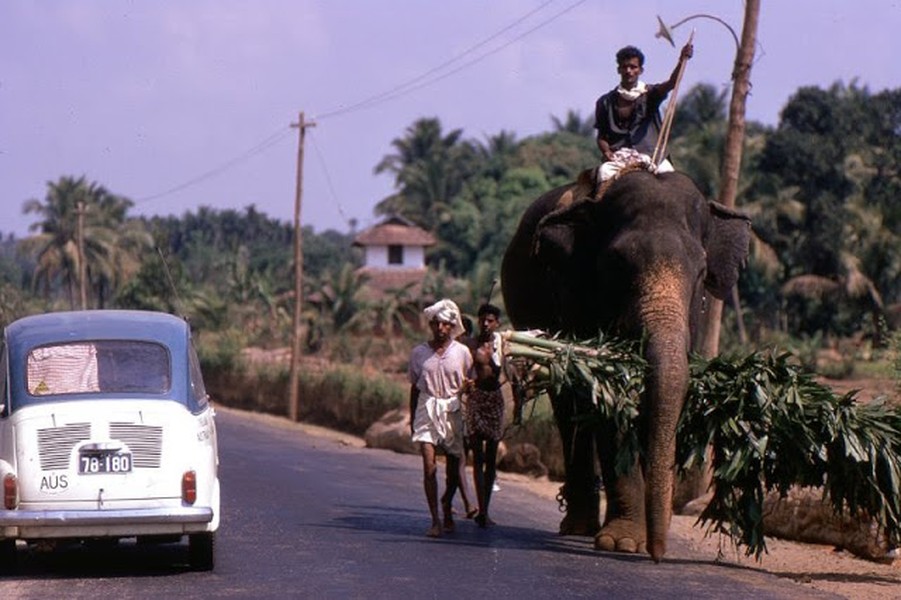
[[40, 473, 69, 493]]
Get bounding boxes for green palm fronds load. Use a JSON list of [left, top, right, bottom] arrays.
[[501, 331, 901, 558]]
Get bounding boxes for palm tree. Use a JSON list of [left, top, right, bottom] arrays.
[[475, 130, 519, 179], [85, 193, 153, 308], [373, 117, 476, 230], [550, 109, 594, 137], [668, 84, 730, 197], [21, 176, 94, 307], [20, 176, 150, 308], [671, 83, 728, 138]]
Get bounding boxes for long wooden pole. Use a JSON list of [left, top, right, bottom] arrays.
[[289, 111, 315, 421], [698, 0, 760, 358], [652, 30, 694, 168]]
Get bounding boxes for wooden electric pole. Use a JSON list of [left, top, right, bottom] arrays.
[[288, 111, 315, 421], [699, 0, 760, 358]]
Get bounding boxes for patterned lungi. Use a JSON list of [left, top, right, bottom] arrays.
[[465, 387, 505, 442]]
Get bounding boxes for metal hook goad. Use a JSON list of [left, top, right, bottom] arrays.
[[655, 15, 676, 47]]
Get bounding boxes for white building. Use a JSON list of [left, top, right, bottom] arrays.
[[352, 216, 436, 299]]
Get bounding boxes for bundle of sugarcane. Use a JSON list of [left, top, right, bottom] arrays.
[[501, 330, 646, 434], [501, 330, 901, 558]]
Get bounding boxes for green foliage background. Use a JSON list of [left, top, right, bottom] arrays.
[[6, 80, 900, 355]]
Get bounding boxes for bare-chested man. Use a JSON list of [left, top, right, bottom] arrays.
[[465, 303, 504, 528]]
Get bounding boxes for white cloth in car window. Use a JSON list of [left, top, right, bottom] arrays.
[[27, 343, 100, 395]]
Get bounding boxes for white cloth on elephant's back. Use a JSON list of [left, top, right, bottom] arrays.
[[411, 393, 464, 456], [422, 298, 465, 339], [598, 147, 674, 181]]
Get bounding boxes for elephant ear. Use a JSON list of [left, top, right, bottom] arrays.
[[531, 175, 597, 262], [704, 200, 752, 300], [535, 222, 575, 261]]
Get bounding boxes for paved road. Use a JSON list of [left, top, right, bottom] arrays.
[[0, 407, 839, 599]]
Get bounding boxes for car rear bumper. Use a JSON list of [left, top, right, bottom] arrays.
[[0, 506, 214, 539]]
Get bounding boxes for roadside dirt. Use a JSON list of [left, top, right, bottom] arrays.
[[512, 473, 900, 600]]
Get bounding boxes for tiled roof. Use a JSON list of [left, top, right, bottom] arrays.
[[353, 219, 436, 247]]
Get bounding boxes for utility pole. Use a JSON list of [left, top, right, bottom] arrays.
[[698, 0, 760, 358], [288, 111, 315, 421], [76, 201, 87, 310]]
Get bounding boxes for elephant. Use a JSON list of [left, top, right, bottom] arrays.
[[501, 168, 751, 562]]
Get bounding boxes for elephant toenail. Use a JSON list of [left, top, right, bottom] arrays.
[[594, 534, 616, 551]]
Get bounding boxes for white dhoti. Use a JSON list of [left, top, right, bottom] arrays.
[[411, 393, 464, 457], [599, 148, 673, 182]]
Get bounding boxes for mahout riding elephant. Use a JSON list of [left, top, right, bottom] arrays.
[[501, 169, 751, 562]]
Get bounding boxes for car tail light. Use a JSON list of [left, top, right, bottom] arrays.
[[3, 474, 17, 509], [182, 471, 197, 505]]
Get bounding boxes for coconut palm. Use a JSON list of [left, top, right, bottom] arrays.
[[88, 203, 153, 308], [373, 117, 477, 230], [550, 109, 594, 137], [20, 177, 84, 304], [475, 130, 519, 179], [21, 176, 151, 309]]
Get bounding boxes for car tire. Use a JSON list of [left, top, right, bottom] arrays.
[[188, 532, 215, 571], [0, 539, 17, 575]]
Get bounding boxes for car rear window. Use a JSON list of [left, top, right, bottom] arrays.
[[27, 340, 171, 396]]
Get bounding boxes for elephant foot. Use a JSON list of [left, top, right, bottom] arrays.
[[594, 519, 646, 554], [555, 483, 600, 536], [558, 513, 601, 537]]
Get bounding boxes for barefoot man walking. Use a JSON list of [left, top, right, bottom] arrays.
[[409, 299, 473, 537]]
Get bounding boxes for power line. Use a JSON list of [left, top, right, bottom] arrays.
[[330, 0, 588, 117], [307, 130, 353, 229], [132, 1, 588, 206], [302, 1, 587, 232], [315, 0, 561, 120], [134, 126, 292, 204]]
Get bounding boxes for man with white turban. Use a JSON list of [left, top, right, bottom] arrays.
[[409, 298, 473, 538]]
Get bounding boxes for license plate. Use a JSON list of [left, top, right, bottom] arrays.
[[78, 451, 132, 474]]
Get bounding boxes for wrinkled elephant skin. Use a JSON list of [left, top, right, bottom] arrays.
[[501, 170, 751, 561]]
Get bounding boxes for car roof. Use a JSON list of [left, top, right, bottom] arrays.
[[5, 310, 190, 351], [3, 310, 197, 407]]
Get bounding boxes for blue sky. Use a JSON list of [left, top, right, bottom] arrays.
[[1, 0, 898, 238]]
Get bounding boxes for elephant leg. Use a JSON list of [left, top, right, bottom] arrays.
[[552, 395, 600, 536], [594, 421, 646, 553]]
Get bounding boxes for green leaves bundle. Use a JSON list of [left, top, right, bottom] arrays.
[[502, 332, 901, 558]]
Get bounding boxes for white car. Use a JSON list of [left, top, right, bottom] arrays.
[[0, 310, 220, 571]]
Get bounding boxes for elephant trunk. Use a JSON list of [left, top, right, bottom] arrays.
[[635, 260, 691, 562]]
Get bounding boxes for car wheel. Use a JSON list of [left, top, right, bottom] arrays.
[[0, 539, 17, 575], [188, 532, 215, 571]]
